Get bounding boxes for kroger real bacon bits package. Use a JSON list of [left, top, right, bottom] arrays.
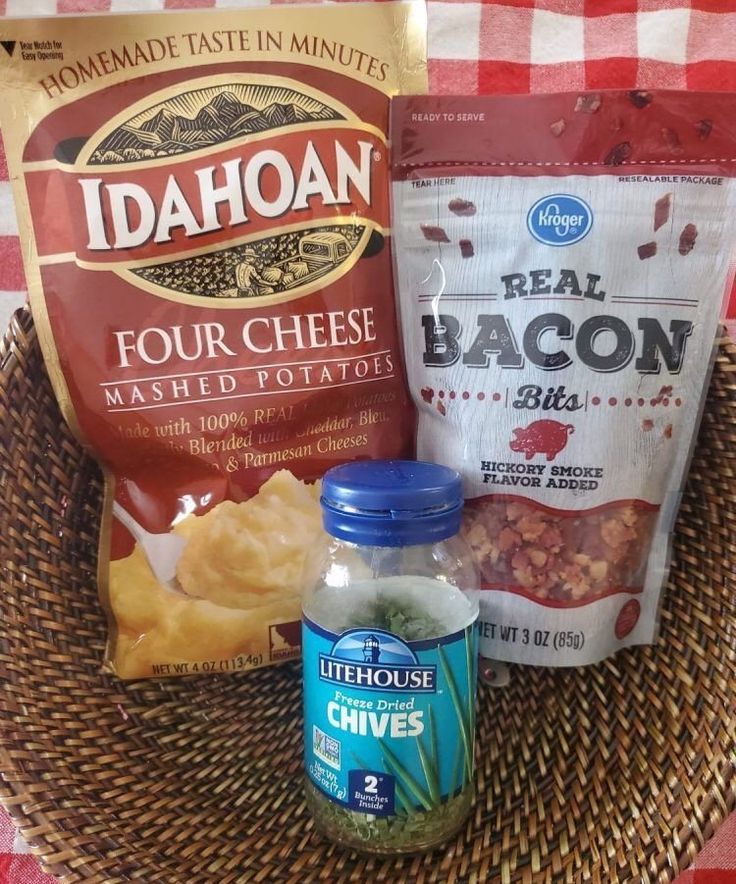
[[391, 91, 736, 667], [0, 3, 425, 678]]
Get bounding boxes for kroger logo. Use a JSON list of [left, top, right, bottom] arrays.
[[319, 629, 436, 693], [527, 194, 593, 247]]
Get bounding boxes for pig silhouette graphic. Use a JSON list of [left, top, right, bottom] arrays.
[[510, 420, 575, 461]]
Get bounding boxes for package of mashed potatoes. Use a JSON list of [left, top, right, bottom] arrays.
[[0, 3, 425, 678], [391, 91, 736, 667]]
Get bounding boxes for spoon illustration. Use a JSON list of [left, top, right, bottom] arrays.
[[112, 501, 188, 592]]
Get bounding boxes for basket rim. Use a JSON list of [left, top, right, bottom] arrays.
[[0, 308, 734, 883]]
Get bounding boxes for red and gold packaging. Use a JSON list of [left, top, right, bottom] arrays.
[[0, 3, 426, 678]]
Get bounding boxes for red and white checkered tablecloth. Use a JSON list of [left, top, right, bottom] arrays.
[[0, 0, 733, 334], [0, 1, 734, 881]]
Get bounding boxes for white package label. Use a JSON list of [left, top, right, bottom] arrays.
[[393, 171, 736, 666]]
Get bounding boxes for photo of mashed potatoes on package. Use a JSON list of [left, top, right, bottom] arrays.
[[110, 471, 322, 678], [0, 3, 425, 677]]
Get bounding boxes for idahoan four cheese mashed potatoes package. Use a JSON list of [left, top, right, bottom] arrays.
[[391, 91, 736, 667], [0, 3, 426, 678]]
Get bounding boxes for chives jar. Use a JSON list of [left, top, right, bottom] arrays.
[[302, 460, 479, 854]]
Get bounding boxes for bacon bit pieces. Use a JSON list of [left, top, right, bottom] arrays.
[[575, 93, 602, 114], [604, 141, 632, 166], [620, 507, 638, 528], [654, 193, 672, 231], [628, 91, 653, 109], [696, 119, 713, 141], [663, 424, 673, 439], [589, 560, 608, 581], [528, 548, 548, 568], [498, 527, 521, 552], [461, 499, 656, 602], [550, 118, 567, 137], [459, 238, 474, 258], [516, 514, 547, 542], [638, 241, 657, 260], [642, 419, 654, 431], [448, 197, 476, 217], [661, 127, 684, 155], [420, 386, 434, 404], [420, 224, 450, 243], [437, 399, 446, 416], [601, 517, 636, 548], [678, 223, 698, 256]]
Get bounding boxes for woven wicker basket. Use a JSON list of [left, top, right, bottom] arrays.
[[0, 306, 733, 883]]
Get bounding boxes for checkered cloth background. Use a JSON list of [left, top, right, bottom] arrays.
[[0, 1, 734, 882]]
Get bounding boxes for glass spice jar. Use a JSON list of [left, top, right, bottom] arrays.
[[302, 459, 479, 854]]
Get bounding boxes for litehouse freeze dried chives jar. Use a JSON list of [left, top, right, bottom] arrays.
[[302, 460, 479, 854]]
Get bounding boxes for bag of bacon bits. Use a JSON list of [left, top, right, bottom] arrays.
[[0, 3, 426, 678], [391, 91, 736, 667]]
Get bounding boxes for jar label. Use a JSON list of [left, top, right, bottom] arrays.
[[302, 617, 478, 817]]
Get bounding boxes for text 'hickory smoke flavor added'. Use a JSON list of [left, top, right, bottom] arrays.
[[391, 91, 736, 666], [0, 3, 426, 678]]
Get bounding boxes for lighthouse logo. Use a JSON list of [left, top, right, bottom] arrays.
[[363, 634, 381, 663], [318, 629, 437, 693]]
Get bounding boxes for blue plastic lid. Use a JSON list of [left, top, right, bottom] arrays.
[[320, 460, 463, 547]]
